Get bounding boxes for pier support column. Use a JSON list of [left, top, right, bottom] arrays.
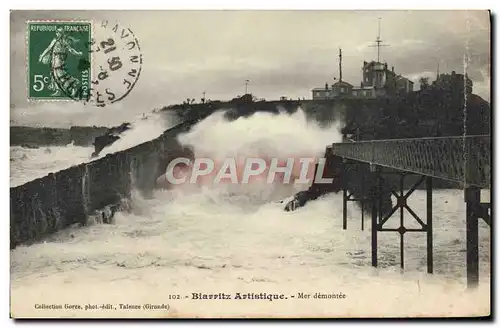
[[341, 160, 369, 231], [370, 165, 380, 268], [361, 173, 365, 231], [343, 187, 348, 230], [426, 177, 433, 274], [371, 190, 378, 268], [399, 173, 405, 269], [465, 186, 480, 288], [375, 172, 429, 270]]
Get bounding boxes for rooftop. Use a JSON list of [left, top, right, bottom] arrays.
[[332, 81, 353, 87], [352, 86, 375, 90]]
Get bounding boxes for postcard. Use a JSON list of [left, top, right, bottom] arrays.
[[10, 9, 491, 318]]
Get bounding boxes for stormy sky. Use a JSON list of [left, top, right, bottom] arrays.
[[10, 10, 490, 127]]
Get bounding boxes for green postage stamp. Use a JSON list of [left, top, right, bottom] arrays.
[[27, 21, 92, 101]]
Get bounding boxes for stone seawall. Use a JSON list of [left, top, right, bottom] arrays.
[[10, 119, 197, 250], [11, 126, 109, 147]]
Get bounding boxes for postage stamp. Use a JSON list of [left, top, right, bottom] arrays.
[[26, 20, 143, 106], [27, 21, 92, 101]]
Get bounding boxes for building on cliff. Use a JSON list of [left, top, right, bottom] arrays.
[[431, 70, 473, 96], [311, 54, 414, 100], [360, 60, 414, 96], [311, 21, 414, 100]]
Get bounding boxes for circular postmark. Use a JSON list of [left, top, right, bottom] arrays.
[[51, 20, 143, 107]]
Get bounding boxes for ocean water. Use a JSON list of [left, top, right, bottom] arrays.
[[9, 109, 491, 318], [10, 144, 92, 187], [10, 112, 172, 188]]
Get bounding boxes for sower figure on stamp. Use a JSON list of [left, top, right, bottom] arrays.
[[38, 27, 83, 97]]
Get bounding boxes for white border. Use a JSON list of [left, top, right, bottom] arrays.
[[5, 2, 499, 9]]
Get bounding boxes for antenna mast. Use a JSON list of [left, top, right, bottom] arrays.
[[370, 17, 389, 62], [339, 48, 342, 82], [245, 79, 250, 95]]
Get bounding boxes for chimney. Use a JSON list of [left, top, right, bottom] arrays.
[[392, 66, 394, 73], [452, 70, 456, 76], [325, 82, 329, 90]]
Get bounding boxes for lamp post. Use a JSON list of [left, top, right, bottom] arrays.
[[245, 79, 250, 95]]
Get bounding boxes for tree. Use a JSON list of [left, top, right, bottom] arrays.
[[419, 77, 430, 90]]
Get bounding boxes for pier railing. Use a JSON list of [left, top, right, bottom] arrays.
[[330, 135, 491, 188]]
